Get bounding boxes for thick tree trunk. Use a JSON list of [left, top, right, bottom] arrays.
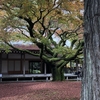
[[51, 65, 65, 81], [81, 0, 100, 100]]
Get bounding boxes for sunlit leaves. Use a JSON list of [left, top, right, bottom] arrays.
[[53, 45, 77, 56], [0, 0, 83, 62]]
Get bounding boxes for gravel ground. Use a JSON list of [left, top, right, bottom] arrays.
[[0, 81, 81, 100]]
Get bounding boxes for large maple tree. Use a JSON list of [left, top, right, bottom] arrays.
[[0, 0, 83, 81]]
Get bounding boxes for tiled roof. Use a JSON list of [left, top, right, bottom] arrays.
[[13, 44, 40, 50]]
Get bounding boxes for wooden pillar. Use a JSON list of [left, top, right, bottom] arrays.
[[0, 53, 2, 74], [70, 61, 72, 73], [0, 53, 2, 81], [23, 53, 25, 75], [44, 63, 46, 74]]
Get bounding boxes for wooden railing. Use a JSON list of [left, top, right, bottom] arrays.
[[0, 73, 81, 82]]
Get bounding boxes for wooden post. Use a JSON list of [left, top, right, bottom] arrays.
[[76, 60, 78, 72], [44, 63, 46, 74], [23, 53, 25, 75], [0, 53, 2, 82], [0, 53, 2, 74]]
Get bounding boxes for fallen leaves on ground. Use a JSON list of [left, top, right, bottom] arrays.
[[0, 81, 81, 100]]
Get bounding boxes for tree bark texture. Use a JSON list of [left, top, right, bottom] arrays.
[[51, 65, 65, 81], [81, 0, 100, 100]]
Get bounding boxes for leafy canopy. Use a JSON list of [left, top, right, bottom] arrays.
[[0, 0, 83, 62]]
